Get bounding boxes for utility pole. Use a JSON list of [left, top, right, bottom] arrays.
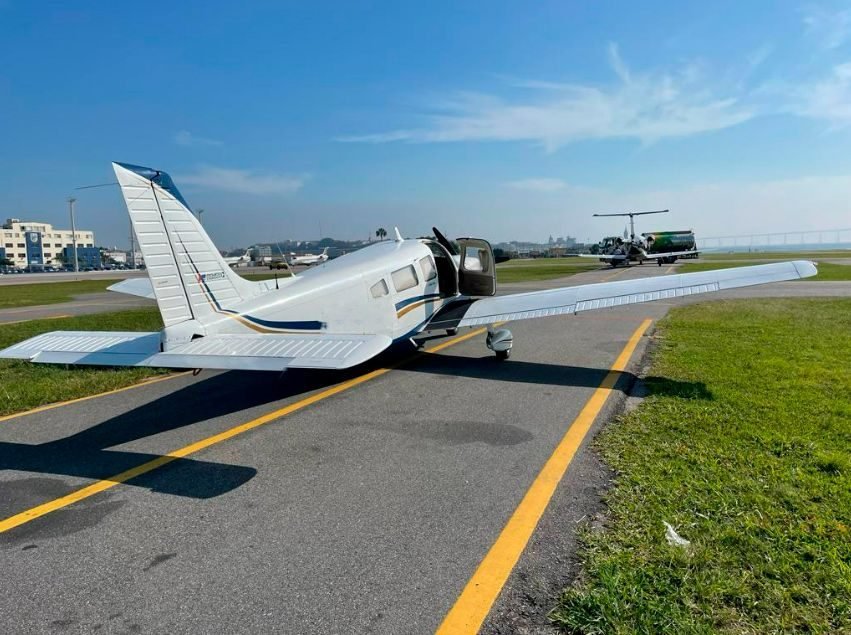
[[68, 197, 79, 272], [129, 218, 136, 269]]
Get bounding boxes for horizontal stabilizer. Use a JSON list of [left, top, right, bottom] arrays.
[[0, 331, 160, 366], [108, 278, 156, 299], [0, 331, 391, 371]]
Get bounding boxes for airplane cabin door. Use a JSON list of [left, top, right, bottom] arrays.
[[457, 238, 496, 296]]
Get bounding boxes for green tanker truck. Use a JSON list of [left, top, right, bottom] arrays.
[[642, 230, 698, 263]]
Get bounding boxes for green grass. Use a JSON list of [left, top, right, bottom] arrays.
[[0, 279, 115, 309], [677, 261, 851, 281], [702, 250, 851, 261], [496, 259, 599, 283], [0, 309, 167, 416], [552, 299, 851, 633]]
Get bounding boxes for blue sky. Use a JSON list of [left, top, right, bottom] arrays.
[[2, 1, 851, 248]]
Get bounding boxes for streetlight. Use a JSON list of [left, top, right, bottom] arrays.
[[68, 197, 79, 272]]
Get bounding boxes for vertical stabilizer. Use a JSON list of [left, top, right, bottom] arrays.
[[113, 162, 257, 328]]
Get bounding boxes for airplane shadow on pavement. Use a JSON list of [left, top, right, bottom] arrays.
[[0, 344, 710, 507], [0, 368, 371, 502], [405, 351, 713, 400]]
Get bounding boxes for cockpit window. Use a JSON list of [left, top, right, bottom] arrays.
[[419, 256, 437, 281], [391, 265, 419, 292], [370, 279, 389, 298]]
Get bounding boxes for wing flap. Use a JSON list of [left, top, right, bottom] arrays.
[[430, 260, 816, 328], [151, 333, 391, 370]]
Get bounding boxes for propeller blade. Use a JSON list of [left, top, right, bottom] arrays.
[[432, 227, 458, 255]]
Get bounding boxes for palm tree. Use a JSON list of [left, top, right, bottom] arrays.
[[375, 227, 387, 241]]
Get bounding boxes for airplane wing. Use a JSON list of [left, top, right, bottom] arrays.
[[427, 260, 817, 329], [578, 253, 628, 261], [640, 249, 699, 260], [108, 277, 156, 299], [0, 331, 392, 371]]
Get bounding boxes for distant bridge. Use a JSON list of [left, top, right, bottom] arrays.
[[697, 228, 851, 250]]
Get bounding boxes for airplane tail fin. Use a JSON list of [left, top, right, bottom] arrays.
[[322, 247, 329, 256], [113, 162, 259, 328]]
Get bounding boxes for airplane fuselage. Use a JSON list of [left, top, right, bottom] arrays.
[[192, 240, 457, 343]]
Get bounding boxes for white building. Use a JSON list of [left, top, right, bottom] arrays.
[[1, 218, 95, 268]]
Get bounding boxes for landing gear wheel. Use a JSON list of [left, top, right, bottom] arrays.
[[446, 328, 458, 336], [496, 349, 510, 361]]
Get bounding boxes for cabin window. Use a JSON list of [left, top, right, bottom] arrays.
[[391, 265, 419, 292], [370, 279, 389, 298], [419, 256, 437, 281]]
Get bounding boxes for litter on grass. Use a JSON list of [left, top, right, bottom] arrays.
[[664, 522, 691, 547]]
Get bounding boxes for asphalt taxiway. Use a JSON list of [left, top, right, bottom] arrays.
[[0, 264, 849, 634]]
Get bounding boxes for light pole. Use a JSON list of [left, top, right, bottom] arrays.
[[68, 197, 79, 272]]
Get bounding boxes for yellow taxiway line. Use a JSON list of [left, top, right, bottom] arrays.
[[0, 326, 489, 534], [0, 372, 192, 424], [599, 266, 629, 282], [436, 317, 654, 635], [0, 314, 73, 326]]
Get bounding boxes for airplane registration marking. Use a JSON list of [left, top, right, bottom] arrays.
[[0, 326, 489, 534], [435, 318, 654, 635]]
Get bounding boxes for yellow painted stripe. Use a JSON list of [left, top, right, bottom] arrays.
[[600, 266, 629, 282], [0, 314, 72, 326], [0, 327, 488, 534], [0, 373, 192, 424], [436, 318, 654, 635]]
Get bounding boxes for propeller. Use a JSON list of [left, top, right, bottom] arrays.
[[432, 227, 458, 255]]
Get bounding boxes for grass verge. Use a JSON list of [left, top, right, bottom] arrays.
[[677, 260, 851, 281], [0, 280, 115, 309], [496, 260, 599, 283], [552, 299, 851, 633], [0, 309, 168, 417]]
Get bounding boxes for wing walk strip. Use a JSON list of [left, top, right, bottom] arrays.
[[436, 318, 654, 634], [0, 327, 488, 534]]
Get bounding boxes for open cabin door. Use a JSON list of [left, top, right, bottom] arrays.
[[458, 238, 496, 296]]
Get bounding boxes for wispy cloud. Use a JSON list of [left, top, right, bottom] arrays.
[[506, 178, 567, 192], [174, 130, 223, 147], [783, 62, 851, 124], [338, 43, 754, 151], [803, 5, 851, 49], [177, 166, 308, 195]]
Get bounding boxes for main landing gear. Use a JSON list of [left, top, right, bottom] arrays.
[[486, 326, 513, 361]]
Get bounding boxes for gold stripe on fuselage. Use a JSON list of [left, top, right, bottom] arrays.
[[396, 297, 443, 319]]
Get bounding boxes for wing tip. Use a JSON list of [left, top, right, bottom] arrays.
[[792, 260, 818, 279]]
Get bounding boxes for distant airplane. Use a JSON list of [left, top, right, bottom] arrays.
[[288, 247, 329, 267], [581, 210, 699, 267], [0, 163, 818, 371], [223, 250, 250, 267]]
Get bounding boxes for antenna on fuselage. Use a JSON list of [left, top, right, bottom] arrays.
[[394, 227, 403, 242]]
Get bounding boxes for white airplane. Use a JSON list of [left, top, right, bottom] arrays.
[[0, 162, 818, 371], [580, 210, 698, 267], [223, 250, 251, 267], [288, 247, 329, 267]]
